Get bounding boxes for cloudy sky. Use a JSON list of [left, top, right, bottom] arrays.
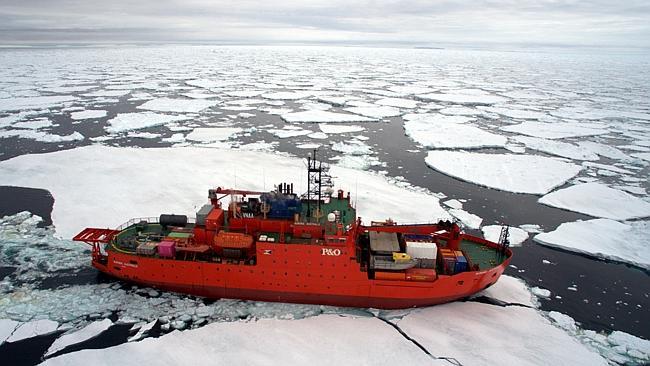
[[1, 0, 649, 47]]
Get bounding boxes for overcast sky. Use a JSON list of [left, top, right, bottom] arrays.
[[1, 0, 649, 48]]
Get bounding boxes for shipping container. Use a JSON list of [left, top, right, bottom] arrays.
[[157, 240, 176, 258], [406, 241, 437, 260], [406, 268, 437, 282], [136, 242, 157, 256], [375, 271, 406, 281]]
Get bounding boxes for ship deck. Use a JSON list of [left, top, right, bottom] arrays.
[[460, 239, 506, 270]]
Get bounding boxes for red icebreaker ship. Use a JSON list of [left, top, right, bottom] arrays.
[[74, 151, 512, 309]]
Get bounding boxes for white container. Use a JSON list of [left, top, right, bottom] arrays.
[[406, 241, 437, 260]]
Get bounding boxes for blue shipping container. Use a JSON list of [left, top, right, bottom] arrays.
[[455, 255, 468, 273]]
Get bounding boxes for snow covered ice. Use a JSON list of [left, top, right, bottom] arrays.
[[425, 151, 582, 195], [534, 219, 650, 269], [538, 182, 650, 220]]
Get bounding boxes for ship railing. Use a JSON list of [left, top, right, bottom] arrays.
[[113, 217, 160, 232], [113, 216, 197, 232]]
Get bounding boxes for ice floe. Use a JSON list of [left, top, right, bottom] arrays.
[[185, 128, 243, 143], [345, 105, 401, 119], [6, 319, 59, 343], [0, 319, 19, 344], [70, 110, 107, 120], [481, 225, 529, 247], [281, 110, 376, 123], [479, 106, 547, 120], [501, 121, 609, 139], [137, 98, 218, 113], [512, 136, 599, 161], [105, 112, 190, 134], [262, 91, 312, 100], [331, 140, 373, 155], [538, 183, 650, 220], [267, 128, 312, 139], [318, 124, 364, 134], [407, 122, 507, 149], [0, 95, 77, 112], [417, 90, 507, 105], [374, 97, 418, 109], [45, 319, 112, 357], [425, 151, 582, 194], [12, 118, 53, 129], [0, 129, 84, 143], [42, 314, 437, 366], [534, 219, 650, 269], [448, 209, 482, 229]]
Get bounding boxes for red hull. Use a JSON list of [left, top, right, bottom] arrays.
[[95, 237, 511, 309]]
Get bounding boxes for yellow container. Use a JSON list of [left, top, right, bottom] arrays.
[[393, 252, 412, 262]]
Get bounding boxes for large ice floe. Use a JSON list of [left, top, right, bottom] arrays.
[[0, 145, 451, 238], [281, 110, 376, 123], [538, 182, 650, 220], [105, 112, 190, 134], [534, 219, 650, 270], [403, 113, 506, 149], [137, 98, 219, 113], [481, 225, 529, 247], [417, 89, 507, 105], [0, 95, 77, 112], [185, 127, 243, 143], [501, 121, 609, 139], [36, 274, 618, 366], [425, 151, 582, 195]]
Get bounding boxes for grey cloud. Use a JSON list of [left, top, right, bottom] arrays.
[[0, 0, 648, 47]]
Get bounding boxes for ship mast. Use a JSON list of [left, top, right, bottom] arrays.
[[305, 149, 333, 223]]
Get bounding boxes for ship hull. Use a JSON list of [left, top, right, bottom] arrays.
[[94, 243, 511, 309]]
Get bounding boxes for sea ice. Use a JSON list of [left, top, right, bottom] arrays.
[[631, 152, 650, 162], [331, 140, 373, 155], [105, 112, 190, 133], [448, 209, 482, 229], [45, 319, 112, 357], [267, 129, 312, 139], [538, 183, 650, 220], [577, 141, 631, 162], [318, 124, 364, 134], [405, 120, 507, 149], [281, 110, 376, 123], [261, 91, 312, 100], [501, 121, 609, 139], [185, 128, 243, 143], [83, 90, 130, 97], [0, 130, 84, 143], [344, 105, 401, 119], [512, 136, 599, 161], [6, 319, 59, 343], [479, 106, 547, 120], [396, 303, 607, 366], [0, 95, 77, 112], [70, 110, 108, 120], [137, 98, 218, 113], [531, 287, 551, 298], [0, 319, 19, 344], [41, 315, 436, 366], [374, 97, 418, 109], [442, 199, 463, 209], [13, 118, 53, 129], [128, 320, 157, 342], [534, 219, 650, 269], [481, 225, 529, 247], [425, 151, 582, 194], [417, 91, 507, 105]]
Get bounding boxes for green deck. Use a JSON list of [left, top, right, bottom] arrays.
[[300, 197, 356, 227], [460, 239, 507, 270]]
